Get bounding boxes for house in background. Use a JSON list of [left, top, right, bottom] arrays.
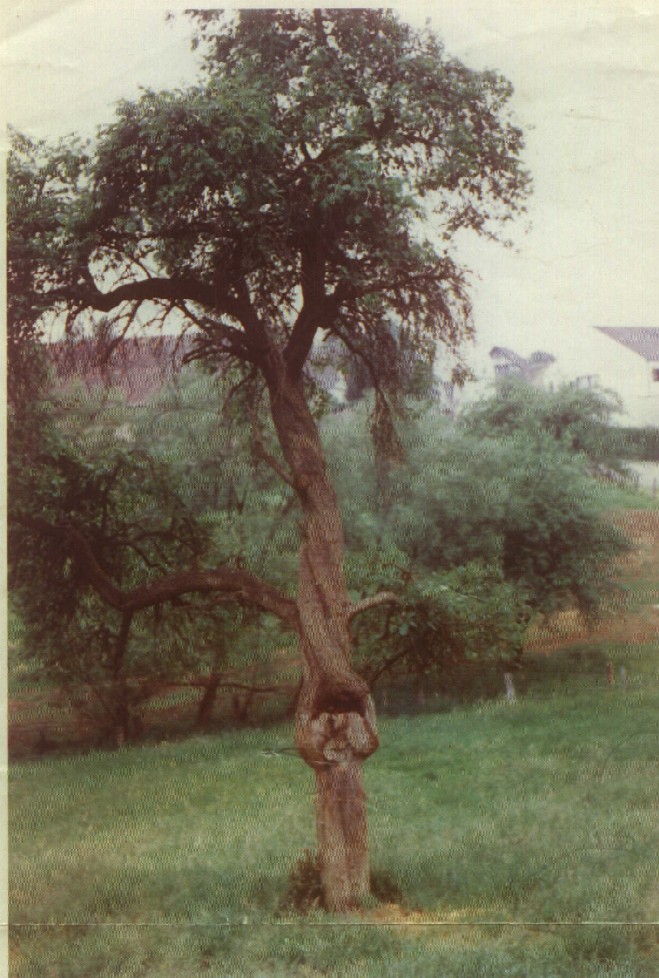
[[588, 327, 659, 427], [489, 347, 557, 387], [46, 326, 659, 427], [48, 334, 197, 405]]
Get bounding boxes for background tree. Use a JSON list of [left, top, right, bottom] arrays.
[[9, 364, 304, 742], [387, 425, 627, 617], [462, 379, 626, 474], [326, 399, 628, 689], [8, 8, 530, 910], [12, 367, 626, 742], [9, 397, 218, 745], [347, 546, 530, 693], [6, 130, 88, 409]]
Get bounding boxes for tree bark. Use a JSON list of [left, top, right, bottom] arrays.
[[195, 671, 221, 729], [112, 610, 133, 747], [315, 758, 370, 908], [266, 360, 379, 911]]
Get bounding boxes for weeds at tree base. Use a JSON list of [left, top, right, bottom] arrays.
[[370, 868, 404, 905], [281, 849, 403, 913], [280, 850, 324, 912]]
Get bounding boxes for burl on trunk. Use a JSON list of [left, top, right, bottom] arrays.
[[296, 688, 379, 910]]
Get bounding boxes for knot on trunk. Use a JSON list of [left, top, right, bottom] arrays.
[[312, 683, 365, 717], [296, 674, 378, 770]]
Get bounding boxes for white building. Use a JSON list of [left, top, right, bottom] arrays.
[[587, 328, 659, 427], [489, 347, 557, 387]]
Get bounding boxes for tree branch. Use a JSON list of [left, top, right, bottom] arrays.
[[284, 218, 332, 377], [59, 271, 256, 338], [176, 301, 257, 363], [348, 591, 400, 621], [246, 400, 295, 488], [284, 305, 321, 379], [20, 516, 299, 628], [365, 646, 410, 687]]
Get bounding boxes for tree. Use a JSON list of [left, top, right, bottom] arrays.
[[347, 546, 530, 692], [326, 403, 628, 689], [9, 366, 303, 742], [7, 9, 530, 910], [382, 409, 628, 618], [8, 394, 225, 745], [462, 379, 626, 473]]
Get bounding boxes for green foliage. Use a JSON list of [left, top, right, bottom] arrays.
[[348, 548, 529, 685], [8, 366, 303, 740], [6, 129, 89, 407], [130, 367, 300, 590], [385, 412, 628, 617], [48, 362, 302, 591], [298, 393, 630, 684], [8, 9, 530, 402], [7, 7, 535, 726], [343, 323, 439, 403], [462, 380, 626, 472], [7, 8, 624, 718], [10, 374, 629, 725], [8, 393, 230, 740], [323, 399, 630, 682]]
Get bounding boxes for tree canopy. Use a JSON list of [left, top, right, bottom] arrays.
[[8, 9, 529, 399]]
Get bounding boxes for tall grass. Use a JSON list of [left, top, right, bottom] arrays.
[[10, 652, 659, 977]]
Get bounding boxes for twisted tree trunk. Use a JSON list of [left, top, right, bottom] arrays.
[[112, 610, 134, 747], [267, 363, 379, 912], [195, 671, 221, 729]]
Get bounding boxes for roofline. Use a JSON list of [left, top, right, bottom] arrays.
[[594, 326, 659, 362]]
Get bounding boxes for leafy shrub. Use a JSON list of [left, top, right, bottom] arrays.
[[348, 547, 530, 686], [461, 379, 625, 472]]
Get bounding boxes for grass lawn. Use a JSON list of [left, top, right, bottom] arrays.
[[9, 505, 659, 976], [10, 663, 659, 977]]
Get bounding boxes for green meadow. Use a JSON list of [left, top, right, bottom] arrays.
[[10, 643, 658, 977]]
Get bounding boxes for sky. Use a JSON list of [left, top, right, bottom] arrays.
[[3, 0, 659, 386]]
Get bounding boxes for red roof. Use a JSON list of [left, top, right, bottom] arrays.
[[47, 334, 197, 405]]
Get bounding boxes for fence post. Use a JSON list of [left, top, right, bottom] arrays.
[[504, 673, 517, 703]]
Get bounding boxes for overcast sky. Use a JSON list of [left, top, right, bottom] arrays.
[[3, 0, 659, 382]]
